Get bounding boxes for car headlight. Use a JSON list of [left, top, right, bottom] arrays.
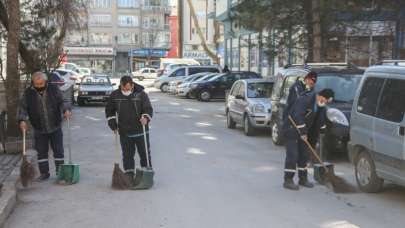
[[251, 104, 265, 113], [326, 108, 349, 126]]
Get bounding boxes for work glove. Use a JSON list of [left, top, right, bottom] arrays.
[[108, 119, 118, 131]]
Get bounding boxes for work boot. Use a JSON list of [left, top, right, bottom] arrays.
[[36, 173, 50, 182], [283, 179, 299, 191], [125, 172, 135, 186], [299, 178, 314, 188]]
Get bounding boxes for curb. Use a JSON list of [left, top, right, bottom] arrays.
[[0, 150, 35, 227]]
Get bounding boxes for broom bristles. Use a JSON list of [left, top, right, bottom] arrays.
[[20, 155, 36, 187], [326, 172, 357, 193], [111, 163, 131, 190]]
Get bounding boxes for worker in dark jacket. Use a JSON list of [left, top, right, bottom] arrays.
[[282, 89, 334, 190], [105, 76, 153, 184], [18, 71, 72, 181], [282, 71, 317, 127]]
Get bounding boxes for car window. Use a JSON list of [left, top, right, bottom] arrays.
[[81, 76, 111, 85], [271, 75, 284, 100], [375, 79, 405, 123], [247, 82, 273, 98], [170, 68, 185, 77], [357, 77, 385, 116], [225, 74, 236, 82], [238, 83, 246, 97], [315, 74, 363, 103], [142, 69, 148, 73], [230, 82, 241, 96], [150, 69, 156, 73], [280, 76, 298, 100]]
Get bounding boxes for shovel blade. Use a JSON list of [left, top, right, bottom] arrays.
[[57, 164, 80, 184], [313, 162, 334, 184], [131, 167, 154, 190]]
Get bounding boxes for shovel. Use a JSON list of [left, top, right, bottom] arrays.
[[131, 124, 154, 190], [57, 118, 80, 185]]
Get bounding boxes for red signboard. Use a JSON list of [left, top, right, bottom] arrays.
[[167, 16, 179, 58]]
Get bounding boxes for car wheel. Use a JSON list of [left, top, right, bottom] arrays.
[[271, 122, 283, 145], [227, 110, 236, 129], [77, 98, 85, 106], [199, 90, 211, 102], [160, 83, 169, 93], [243, 115, 255, 136], [355, 151, 384, 193]]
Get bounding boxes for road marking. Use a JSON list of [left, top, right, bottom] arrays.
[[85, 116, 101, 121]]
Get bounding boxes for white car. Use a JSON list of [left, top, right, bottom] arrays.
[[132, 68, 157, 81], [77, 67, 92, 76], [176, 73, 216, 98]]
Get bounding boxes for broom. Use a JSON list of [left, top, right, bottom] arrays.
[[20, 129, 36, 187], [111, 131, 131, 190], [288, 116, 356, 193]]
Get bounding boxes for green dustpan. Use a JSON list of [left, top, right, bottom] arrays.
[[131, 125, 154, 190], [57, 118, 80, 185]]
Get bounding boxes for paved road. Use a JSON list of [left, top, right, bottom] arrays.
[[5, 86, 405, 228]]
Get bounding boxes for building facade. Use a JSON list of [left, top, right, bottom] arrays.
[[180, 0, 217, 65], [64, 0, 171, 75]]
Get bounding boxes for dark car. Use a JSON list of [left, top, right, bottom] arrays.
[[269, 63, 364, 159], [189, 71, 262, 101]]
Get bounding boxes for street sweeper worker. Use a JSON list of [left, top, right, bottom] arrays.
[[105, 76, 153, 185], [18, 71, 72, 181], [282, 89, 334, 191]]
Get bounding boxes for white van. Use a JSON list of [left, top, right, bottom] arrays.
[[158, 58, 200, 76]]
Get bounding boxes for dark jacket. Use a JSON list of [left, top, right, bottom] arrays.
[[105, 83, 153, 135], [282, 80, 310, 129], [284, 92, 326, 139], [18, 83, 70, 133]]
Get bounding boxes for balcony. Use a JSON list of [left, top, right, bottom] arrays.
[[142, 5, 171, 14]]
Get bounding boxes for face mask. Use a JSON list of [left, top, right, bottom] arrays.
[[121, 90, 131, 96], [35, 86, 46, 92], [317, 102, 326, 107]]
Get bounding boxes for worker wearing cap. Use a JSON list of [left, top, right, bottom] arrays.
[[282, 89, 334, 190], [105, 76, 153, 185]]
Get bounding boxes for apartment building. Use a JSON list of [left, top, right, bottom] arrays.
[[64, 0, 171, 74]]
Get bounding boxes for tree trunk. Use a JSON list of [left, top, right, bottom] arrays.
[[312, 0, 322, 62], [304, 0, 314, 62], [5, 0, 21, 137]]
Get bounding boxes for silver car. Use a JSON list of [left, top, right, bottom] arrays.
[[226, 79, 274, 136], [77, 74, 115, 106]]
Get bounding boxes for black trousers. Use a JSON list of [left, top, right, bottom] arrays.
[[120, 133, 151, 173], [283, 129, 310, 181], [34, 128, 65, 175]]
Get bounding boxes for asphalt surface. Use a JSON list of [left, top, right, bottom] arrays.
[[5, 81, 405, 228]]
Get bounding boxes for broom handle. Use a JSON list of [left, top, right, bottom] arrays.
[[142, 124, 150, 168], [288, 115, 327, 169], [67, 118, 72, 164], [23, 129, 26, 156]]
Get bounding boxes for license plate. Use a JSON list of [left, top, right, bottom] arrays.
[[91, 96, 103, 100]]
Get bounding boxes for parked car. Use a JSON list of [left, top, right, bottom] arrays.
[[226, 79, 274, 136], [188, 71, 262, 102], [176, 72, 217, 98], [269, 63, 364, 159], [168, 72, 216, 95], [77, 74, 115, 106], [348, 64, 405, 193], [48, 71, 75, 104], [77, 67, 92, 76], [132, 68, 158, 81], [60, 62, 80, 73], [154, 65, 222, 92]]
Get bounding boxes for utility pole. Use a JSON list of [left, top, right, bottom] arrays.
[[178, 0, 183, 58]]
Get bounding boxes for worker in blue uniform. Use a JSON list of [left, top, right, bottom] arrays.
[[282, 89, 334, 190]]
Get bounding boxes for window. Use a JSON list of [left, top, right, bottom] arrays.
[[150, 69, 156, 73], [89, 0, 112, 8], [144, 0, 162, 7], [89, 14, 112, 26], [281, 76, 298, 100], [357, 77, 385, 116], [89, 33, 112, 45], [117, 33, 138, 44], [230, 83, 241, 96], [238, 83, 245, 98], [118, 15, 139, 27], [141, 69, 148, 73], [143, 17, 159, 28], [376, 79, 405, 122], [170, 68, 185, 77], [117, 0, 139, 8]]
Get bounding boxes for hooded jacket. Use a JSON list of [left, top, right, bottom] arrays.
[[105, 83, 153, 135]]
